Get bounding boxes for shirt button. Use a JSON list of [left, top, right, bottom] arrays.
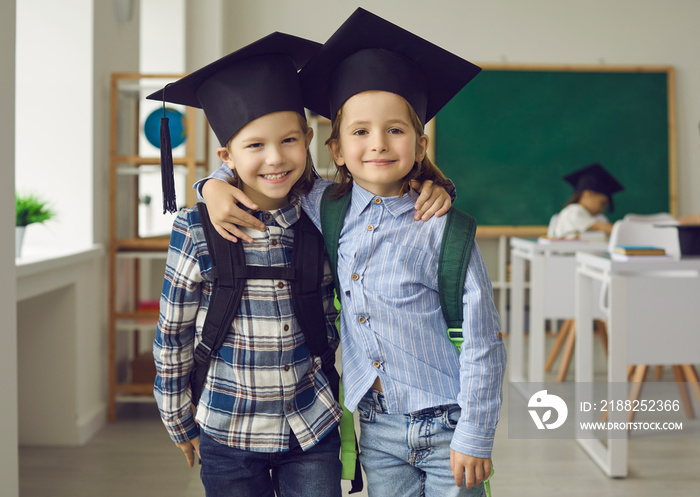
[[374, 198, 382, 204], [497, 332, 503, 339], [367, 225, 374, 231], [278, 282, 285, 289], [352, 273, 359, 281], [264, 213, 271, 220], [358, 316, 366, 324], [283, 324, 289, 331], [284, 365, 290, 371], [286, 404, 292, 411], [373, 361, 381, 368], [271, 239, 278, 246]]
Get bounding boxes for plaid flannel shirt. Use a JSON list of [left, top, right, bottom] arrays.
[[153, 199, 342, 452]]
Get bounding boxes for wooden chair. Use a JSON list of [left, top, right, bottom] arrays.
[[600, 365, 700, 422], [545, 318, 608, 382]]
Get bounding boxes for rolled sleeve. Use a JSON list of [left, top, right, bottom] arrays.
[[193, 163, 234, 202]]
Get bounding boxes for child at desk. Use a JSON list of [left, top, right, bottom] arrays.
[[552, 163, 700, 241], [552, 162, 624, 239]]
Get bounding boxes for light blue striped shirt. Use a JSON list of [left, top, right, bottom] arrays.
[[199, 169, 506, 457]]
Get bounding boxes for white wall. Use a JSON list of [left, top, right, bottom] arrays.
[[15, 0, 95, 251], [220, 0, 700, 217], [186, 0, 225, 170], [140, 0, 185, 73], [94, 0, 142, 246], [1, 0, 18, 494]]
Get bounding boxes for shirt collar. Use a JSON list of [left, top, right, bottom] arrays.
[[350, 183, 416, 218], [250, 196, 301, 229]]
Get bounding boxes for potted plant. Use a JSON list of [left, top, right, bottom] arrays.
[[16, 193, 55, 257]]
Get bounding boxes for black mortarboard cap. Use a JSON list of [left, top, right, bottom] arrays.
[[657, 225, 700, 256], [563, 162, 625, 212], [146, 32, 320, 213], [299, 8, 482, 125]]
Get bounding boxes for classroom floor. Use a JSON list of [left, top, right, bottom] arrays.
[[19, 336, 700, 497]]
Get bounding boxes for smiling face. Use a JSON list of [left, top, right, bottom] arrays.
[[218, 111, 313, 211], [329, 91, 428, 197]]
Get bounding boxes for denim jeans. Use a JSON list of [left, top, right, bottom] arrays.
[[357, 389, 485, 497], [199, 427, 342, 497]]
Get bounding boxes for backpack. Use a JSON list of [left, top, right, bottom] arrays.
[[192, 201, 340, 402], [191, 203, 363, 493], [319, 186, 477, 352]]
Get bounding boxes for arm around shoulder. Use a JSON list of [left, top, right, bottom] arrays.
[[198, 166, 266, 242]]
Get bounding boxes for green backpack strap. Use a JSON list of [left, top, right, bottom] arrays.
[[484, 465, 495, 497], [334, 293, 358, 482], [338, 371, 361, 484], [320, 188, 364, 493], [438, 209, 477, 352], [320, 185, 352, 288]]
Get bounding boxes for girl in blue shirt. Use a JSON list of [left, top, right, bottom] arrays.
[[198, 9, 506, 497]]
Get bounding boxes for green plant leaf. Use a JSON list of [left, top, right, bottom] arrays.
[[16, 193, 56, 227]]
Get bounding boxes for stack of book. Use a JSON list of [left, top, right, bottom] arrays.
[[612, 245, 668, 260], [614, 245, 666, 256]]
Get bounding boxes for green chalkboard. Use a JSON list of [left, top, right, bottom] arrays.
[[434, 66, 674, 227]]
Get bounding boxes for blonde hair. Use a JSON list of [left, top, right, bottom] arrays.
[[224, 112, 316, 197], [325, 95, 451, 198]]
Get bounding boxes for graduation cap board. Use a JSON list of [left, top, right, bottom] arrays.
[[299, 7, 482, 125], [676, 225, 700, 256], [656, 225, 700, 256], [146, 32, 320, 213], [564, 162, 624, 212]]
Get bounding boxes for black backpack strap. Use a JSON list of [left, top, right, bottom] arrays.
[[233, 266, 295, 280], [292, 211, 327, 355], [438, 209, 477, 350], [291, 210, 340, 399], [191, 203, 246, 405], [320, 186, 352, 288]]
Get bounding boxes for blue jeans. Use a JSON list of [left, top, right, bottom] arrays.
[[357, 390, 485, 497], [199, 427, 342, 497]]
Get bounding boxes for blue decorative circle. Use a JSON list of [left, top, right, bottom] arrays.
[[144, 107, 187, 149]]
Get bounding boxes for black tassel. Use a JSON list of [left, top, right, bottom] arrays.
[[160, 84, 177, 214]]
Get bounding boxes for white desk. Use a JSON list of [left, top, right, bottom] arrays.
[[16, 245, 106, 446], [574, 252, 700, 477], [509, 238, 608, 386]]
